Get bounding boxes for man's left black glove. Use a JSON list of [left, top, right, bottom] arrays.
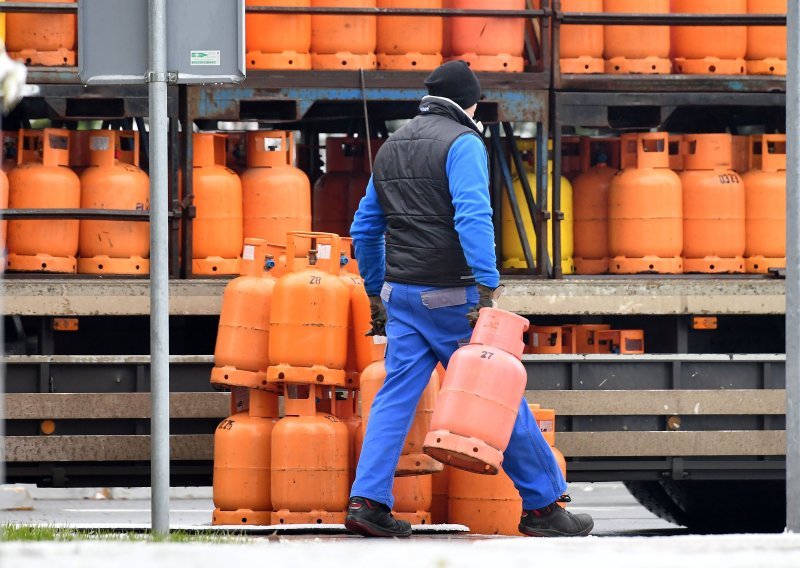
[[466, 284, 497, 328], [367, 295, 387, 336]]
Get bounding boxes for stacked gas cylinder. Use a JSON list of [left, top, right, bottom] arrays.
[[503, 132, 787, 276], [246, 0, 528, 72], [559, 0, 787, 76], [526, 323, 644, 355], [4, 0, 77, 66], [210, 231, 446, 526], [2, 129, 150, 274]]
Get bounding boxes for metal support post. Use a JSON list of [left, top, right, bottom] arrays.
[[148, 0, 170, 536], [786, 0, 800, 534]]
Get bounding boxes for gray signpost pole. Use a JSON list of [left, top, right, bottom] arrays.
[[786, 0, 799, 534], [148, 0, 170, 536]]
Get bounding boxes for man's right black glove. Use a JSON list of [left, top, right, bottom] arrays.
[[367, 295, 387, 336], [466, 284, 496, 328]]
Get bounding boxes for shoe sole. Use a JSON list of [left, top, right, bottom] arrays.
[[518, 520, 594, 538], [345, 517, 412, 538]]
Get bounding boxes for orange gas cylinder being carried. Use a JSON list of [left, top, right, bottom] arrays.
[[559, 0, 604, 74], [392, 474, 433, 525], [671, 0, 747, 75], [78, 131, 150, 275], [449, 0, 526, 72], [747, 0, 787, 75], [241, 131, 311, 248], [603, 0, 671, 74], [680, 134, 745, 274], [211, 238, 277, 390], [266, 232, 350, 387], [212, 390, 279, 526], [360, 360, 443, 475], [311, 0, 377, 69], [608, 132, 683, 274], [192, 133, 243, 275], [744, 135, 786, 274], [271, 384, 349, 524], [376, 0, 443, 71], [313, 137, 371, 236], [425, 308, 530, 475], [449, 466, 521, 535], [7, 129, 80, 273], [6, 0, 76, 66], [246, 0, 312, 70], [573, 137, 620, 275]]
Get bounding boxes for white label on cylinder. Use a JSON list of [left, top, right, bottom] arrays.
[[318, 244, 332, 259], [373, 335, 387, 345], [242, 245, 255, 261], [90, 136, 110, 151], [262, 137, 282, 152], [539, 419, 554, 433]]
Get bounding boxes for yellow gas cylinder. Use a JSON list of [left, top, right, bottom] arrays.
[[192, 133, 243, 275], [7, 129, 80, 273], [392, 474, 433, 525], [212, 390, 279, 526], [78, 131, 150, 275], [744, 135, 786, 274], [449, 467, 521, 535], [608, 132, 683, 274], [6, 0, 76, 66], [747, 0, 786, 76], [211, 238, 277, 390], [271, 384, 349, 525], [241, 131, 311, 248], [430, 467, 450, 524], [680, 134, 745, 274], [573, 137, 620, 275], [502, 140, 574, 273]]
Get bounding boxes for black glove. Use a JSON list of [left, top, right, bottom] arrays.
[[367, 295, 387, 336], [466, 284, 496, 328]]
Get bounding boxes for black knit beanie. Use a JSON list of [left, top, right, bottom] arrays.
[[424, 60, 482, 110]]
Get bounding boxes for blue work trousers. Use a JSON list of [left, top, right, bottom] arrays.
[[350, 282, 568, 510]]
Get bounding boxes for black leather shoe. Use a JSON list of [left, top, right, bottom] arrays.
[[519, 502, 594, 537], [345, 496, 412, 538]]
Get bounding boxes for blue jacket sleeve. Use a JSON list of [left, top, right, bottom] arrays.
[[446, 134, 501, 289], [349, 175, 387, 296]]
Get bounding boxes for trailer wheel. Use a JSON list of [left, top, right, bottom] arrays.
[[623, 481, 688, 527]]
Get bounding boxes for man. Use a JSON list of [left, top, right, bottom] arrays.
[[345, 61, 593, 539]]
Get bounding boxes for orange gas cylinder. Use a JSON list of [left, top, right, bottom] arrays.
[[376, 0, 443, 70], [6, 0, 76, 66], [430, 467, 450, 524], [360, 360, 443, 475], [573, 137, 620, 274], [572, 323, 611, 353], [192, 133, 243, 275], [525, 326, 563, 355], [392, 474, 433, 525], [313, 137, 371, 236], [747, 0, 786, 75], [744, 135, 786, 274], [68, 131, 91, 175], [271, 384, 349, 524], [241, 131, 311, 248], [78, 131, 150, 275], [449, 466, 521, 535], [596, 329, 645, 354], [212, 390, 279, 526], [671, 0, 747, 75], [425, 308, 530, 475], [680, 134, 745, 274], [731, 135, 750, 175], [609, 132, 683, 274], [669, 135, 686, 172], [334, 389, 362, 485], [211, 238, 277, 390], [603, 0, 671, 74], [7, 129, 80, 273], [449, 0, 525, 72], [559, 0, 604, 74], [2, 131, 18, 173], [311, 0, 377, 69], [266, 232, 350, 387], [246, 0, 312, 70], [530, 404, 568, 506]]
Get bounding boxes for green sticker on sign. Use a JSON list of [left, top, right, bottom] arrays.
[[190, 50, 221, 66]]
